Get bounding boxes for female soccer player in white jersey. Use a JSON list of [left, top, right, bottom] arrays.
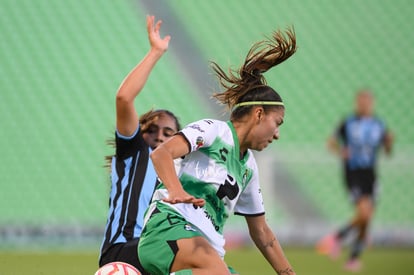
[[138, 28, 297, 275], [98, 16, 180, 274]]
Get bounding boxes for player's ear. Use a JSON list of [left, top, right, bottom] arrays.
[[254, 106, 264, 122]]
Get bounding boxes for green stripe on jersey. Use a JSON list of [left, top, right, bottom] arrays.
[[198, 121, 253, 190], [180, 174, 227, 233]]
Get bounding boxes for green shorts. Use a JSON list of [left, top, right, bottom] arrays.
[[138, 202, 238, 275], [138, 202, 203, 275]]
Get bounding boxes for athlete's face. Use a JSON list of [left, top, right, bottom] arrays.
[[142, 115, 178, 149], [249, 107, 285, 151], [356, 91, 374, 117]]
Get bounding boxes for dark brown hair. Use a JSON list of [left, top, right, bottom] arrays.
[[211, 28, 297, 120], [139, 109, 181, 134], [104, 109, 180, 169]]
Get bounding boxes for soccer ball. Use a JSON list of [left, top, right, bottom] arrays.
[[94, 262, 142, 275]]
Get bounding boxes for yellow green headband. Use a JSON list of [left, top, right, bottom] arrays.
[[232, 101, 284, 111]]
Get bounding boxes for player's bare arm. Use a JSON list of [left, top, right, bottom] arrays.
[[150, 135, 205, 206], [245, 215, 296, 275], [116, 15, 170, 136], [327, 135, 348, 159], [383, 130, 394, 155]]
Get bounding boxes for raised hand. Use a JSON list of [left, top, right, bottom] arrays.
[[146, 15, 171, 53]]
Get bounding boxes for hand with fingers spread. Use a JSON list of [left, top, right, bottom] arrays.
[[146, 15, 170, 53]]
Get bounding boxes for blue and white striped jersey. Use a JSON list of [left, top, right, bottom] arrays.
[[336, 115, 387, 170], [100, 126, 157, 257]]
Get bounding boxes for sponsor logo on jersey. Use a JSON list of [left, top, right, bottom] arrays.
[[203, 209, 220, 231], [196, 136, 204, 149], [188, 124, 205, 133], [184, 224, 197, 232]]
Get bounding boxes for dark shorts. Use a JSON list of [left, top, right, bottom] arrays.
[[345, 168, 378, 203], [99, 238, 149, 275]]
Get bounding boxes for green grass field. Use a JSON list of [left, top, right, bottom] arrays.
[[1, 247, 413, 275]]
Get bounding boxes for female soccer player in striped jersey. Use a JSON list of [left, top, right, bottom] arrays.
[[317, 90, 393, 272], [138, 28, 297, 275], [98, 16, 180, 274]]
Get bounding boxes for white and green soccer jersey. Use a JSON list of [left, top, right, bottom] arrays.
[[151, 119, 265, 257]]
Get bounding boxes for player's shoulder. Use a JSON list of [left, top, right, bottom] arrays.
[[195, 118, 225, 126], [345, 114, 358, 122], [184, 119, 228, 132], [371, 115, 385, 124], [373, 116, 388, 132]]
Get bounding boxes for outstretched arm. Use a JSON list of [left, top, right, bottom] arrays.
[[327, 121, 349, 160], [383, 130, 394, 156], [246, 215, 295, 275], [150, 135, 205, 207], [116, 15, 171, 136], [327, 135, 347, 159]]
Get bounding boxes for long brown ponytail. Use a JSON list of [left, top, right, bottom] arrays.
[[211, 27, 297, 115]]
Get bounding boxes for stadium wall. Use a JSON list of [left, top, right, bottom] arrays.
[[1, 0, 413, 250]]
